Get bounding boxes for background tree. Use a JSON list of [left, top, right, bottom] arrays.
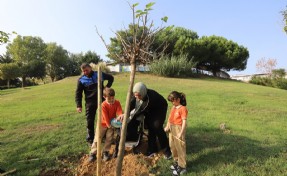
[[256, 57, 277, 76], [282, 6, 287, 33], [0, 31, 10, 45], [0, 31, 16, 63], [0, 63, 21, 88], [64, 51, 101, 77], [65, 53, 82, 76], [6, 35, 47, 87], [107, 26, 249, 77], [27, 60, 46, 81], [152, 26, 198, 57], [96, 2, 167, 175], [45, 43, 69, 82], [107, 26, 198, 63], [0, 53, 13, 63], [81, 50, 102, 64], [191, 35, 249, 76], [0, 31, 16, 45]]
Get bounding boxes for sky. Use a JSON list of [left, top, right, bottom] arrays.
[[1, 0, 287, 76]]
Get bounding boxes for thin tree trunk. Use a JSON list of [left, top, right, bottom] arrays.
[[7, 79, 10, 89], [115, 62, 136, 176], [96, 66, 102, 176], [22, 76, 25, 88], [212, 70, 217, 77]]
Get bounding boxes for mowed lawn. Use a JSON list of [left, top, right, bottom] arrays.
[[0, 73, 287, 176]]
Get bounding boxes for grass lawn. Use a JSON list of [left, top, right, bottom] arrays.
[[0, 73, 287, 175]]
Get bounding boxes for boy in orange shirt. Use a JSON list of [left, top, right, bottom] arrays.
[[89, 87, 124, 162], [164, 91, 188, 175]]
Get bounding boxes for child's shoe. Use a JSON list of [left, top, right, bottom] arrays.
[[170, 162, 178, 170], [88, 153, 96, 163], [112, 150, 118, 158], [172, 166, 187, 175], [164, 149, 172, 160], [102, 151, 110, 162], [145, 150, 156, 158]]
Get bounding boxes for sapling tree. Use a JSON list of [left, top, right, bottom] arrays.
[[96, 2, 167, 175]]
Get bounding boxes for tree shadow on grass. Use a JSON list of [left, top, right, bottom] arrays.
[[185, 127, 283, 174], [0, 88, 19, 96]]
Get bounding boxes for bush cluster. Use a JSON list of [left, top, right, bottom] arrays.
[[249, 76, 287, 90], [149, 55, 195, 77]]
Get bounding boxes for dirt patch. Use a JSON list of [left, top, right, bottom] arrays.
[[0, 127, 4, 132], [75, 137, 164, 176], [41, 135, 165, 175], [23, 124, 60, 134], [76, 154, 147, 176], [75, 152, 163, 176]]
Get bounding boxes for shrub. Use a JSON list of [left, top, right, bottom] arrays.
[[250, 76, 287, 90], [90, 62, 111, 73], [249, 76, 273, 87], [273, 79, 287, 90], [149, 55, 195, 77]]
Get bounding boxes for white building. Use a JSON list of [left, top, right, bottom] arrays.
[[107, 64, 149, 72], [231, 73, 270, 82]]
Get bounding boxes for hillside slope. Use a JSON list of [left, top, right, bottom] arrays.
[[0, 73, 286, 175]]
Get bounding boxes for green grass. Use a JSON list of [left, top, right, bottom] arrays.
[[1, 73, 287, 176]]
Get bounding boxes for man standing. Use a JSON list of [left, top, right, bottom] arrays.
[[75, 63, 114, 145]]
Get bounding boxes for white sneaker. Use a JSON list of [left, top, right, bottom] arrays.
[[172, 166, 187, 175], [170, 162, 178, 170]]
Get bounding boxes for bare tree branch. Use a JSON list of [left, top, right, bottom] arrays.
[[95, 26, 110, 51]]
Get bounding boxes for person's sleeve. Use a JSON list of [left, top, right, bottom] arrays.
[[102, 72, 114, 88], [181, 107, 188, 120], [75, 79, 84, 108], [102, 104, 110, 126], [130, 96, 136, 112], [116, 101, 123, 115]]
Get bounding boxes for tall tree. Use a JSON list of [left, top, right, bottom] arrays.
[[81, 50, 102, 64], [45, 43, 69, 81], [192, 35, 249, 76], [107, 26, 198, 63], [0, 63, 20, 88], [66, 53, 82, 76], [6, 35, 47, 87], [96, 2, 167, 175], [64, 51, 101, 77], [152, 26, 198, 57]]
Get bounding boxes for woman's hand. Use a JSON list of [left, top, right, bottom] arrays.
[[176, 133, 182, 139], [117, 114, 124, 122], [164, 126, 170, 132]]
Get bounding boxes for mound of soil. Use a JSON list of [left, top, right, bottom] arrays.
[[76, 137, 163, 176], [41, 135, 165, 175]]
